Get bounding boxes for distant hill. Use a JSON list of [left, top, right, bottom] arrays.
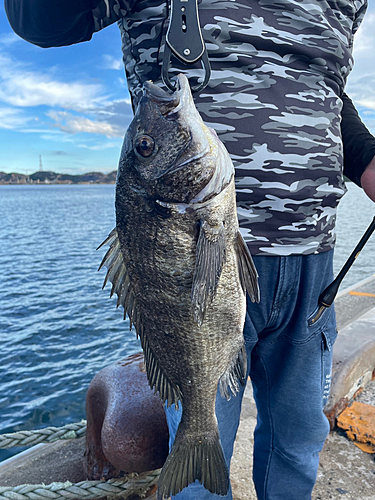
[[0, 170, 117, 185]]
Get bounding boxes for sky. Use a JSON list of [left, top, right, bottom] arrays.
[[0, 4, 375, 175]]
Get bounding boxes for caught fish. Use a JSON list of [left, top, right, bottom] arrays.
[[98, 74, 259, 499]]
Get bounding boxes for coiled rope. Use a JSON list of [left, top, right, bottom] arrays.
[[0, 470, 161, 500], [0, 422, 161, 499], [0, 421, 87, 449]]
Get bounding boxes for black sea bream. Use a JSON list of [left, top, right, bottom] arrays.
[[99, 74, 259, 499]]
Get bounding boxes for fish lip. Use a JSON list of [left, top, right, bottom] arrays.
[[143, 80, 176, 102], [143, 79, 180, 115], [143, 74, 189, 116]]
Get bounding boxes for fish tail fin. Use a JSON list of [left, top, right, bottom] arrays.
[[157, 427, 229, 499]]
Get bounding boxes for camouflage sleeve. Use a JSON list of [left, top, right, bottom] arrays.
[[352, 0, 368, 34], [92, 0, 138, 31], [342, 93, 375, 187]]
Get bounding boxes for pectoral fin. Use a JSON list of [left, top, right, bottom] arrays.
[[191, 220, 226, 326], [236, 231, 260, 303]]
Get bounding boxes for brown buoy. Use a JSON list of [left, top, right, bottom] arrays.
[[84, 352, 169, 480]]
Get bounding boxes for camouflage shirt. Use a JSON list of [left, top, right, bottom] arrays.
[[7, 0, 367, 255], [91, 0, 368, 255]]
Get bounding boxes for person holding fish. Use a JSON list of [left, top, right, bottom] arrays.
[[6, 1, 375, 499]]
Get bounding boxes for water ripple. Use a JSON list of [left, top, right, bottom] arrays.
[[0, 185, 140, 462]]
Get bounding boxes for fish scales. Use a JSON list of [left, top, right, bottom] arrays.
[[99, 74, 259, 499]]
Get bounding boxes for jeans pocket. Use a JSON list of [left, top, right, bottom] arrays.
[[307, 304, 330, 328], [321, 322, 338, 408]]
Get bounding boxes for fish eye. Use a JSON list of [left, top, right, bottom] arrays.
[[134, 135, 155, 158]]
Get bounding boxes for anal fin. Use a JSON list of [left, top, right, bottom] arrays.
[[142, 333, 181, 407], [219, 344, 247, 400]]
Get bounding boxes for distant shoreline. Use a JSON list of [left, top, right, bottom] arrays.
[[0, 170, 353, 186], [0, 170, 117, 185]]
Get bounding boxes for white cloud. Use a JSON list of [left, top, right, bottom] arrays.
[[0, 106, 32, 129], [40, 132, 75, 143], [355, 98, 375, 111], [47, 110, 123, 137], [0, 33, 20, 46], [116, 77, 127, 86], [77, 140, 122, 150], [39, 130, 121, 151], [346, 7, 375, 132], [0, 54, 106, 111], [102, 54, 123, 70], [0, 50, 133, 138], [353, 13, 375, 58], [18, 128, 62, 134]]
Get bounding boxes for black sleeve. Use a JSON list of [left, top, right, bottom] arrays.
[[341, 92, 375, 186], [4, 0, 101, 48]]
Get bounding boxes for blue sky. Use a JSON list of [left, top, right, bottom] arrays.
[[0, 4, 374, 175]]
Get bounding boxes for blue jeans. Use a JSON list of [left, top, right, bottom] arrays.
[[165, 251, 337, 500]]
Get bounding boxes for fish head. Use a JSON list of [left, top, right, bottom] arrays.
[[117, 74, 226, 204]]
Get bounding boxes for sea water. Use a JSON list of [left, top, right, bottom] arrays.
[[0, 184, 140, 462], [0, 182, 374, 462]]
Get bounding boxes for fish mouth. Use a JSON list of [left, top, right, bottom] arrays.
[[143, 74, 189, 116]]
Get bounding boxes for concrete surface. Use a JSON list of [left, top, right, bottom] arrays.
[[230, 382, 375, 500], [0, 438, 86, 487], [325, 307, 375, 427], [1, 276, 375, 499], [335, 274, 375, 331]]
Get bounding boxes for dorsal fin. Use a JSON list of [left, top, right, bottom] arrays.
[[98, 229, 181, 406], [97, 228, 138, 327]]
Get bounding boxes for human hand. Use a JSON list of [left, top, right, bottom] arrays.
[[360, 156, 375, 203]]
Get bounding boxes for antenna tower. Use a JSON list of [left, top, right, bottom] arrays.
[[39, 155, 43, 172]]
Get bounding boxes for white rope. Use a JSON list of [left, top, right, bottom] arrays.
[[0, 470, 161, 500], [0, 422, 87, 449]]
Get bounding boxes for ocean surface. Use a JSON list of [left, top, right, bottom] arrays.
[[0, 182, 374, 463]]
